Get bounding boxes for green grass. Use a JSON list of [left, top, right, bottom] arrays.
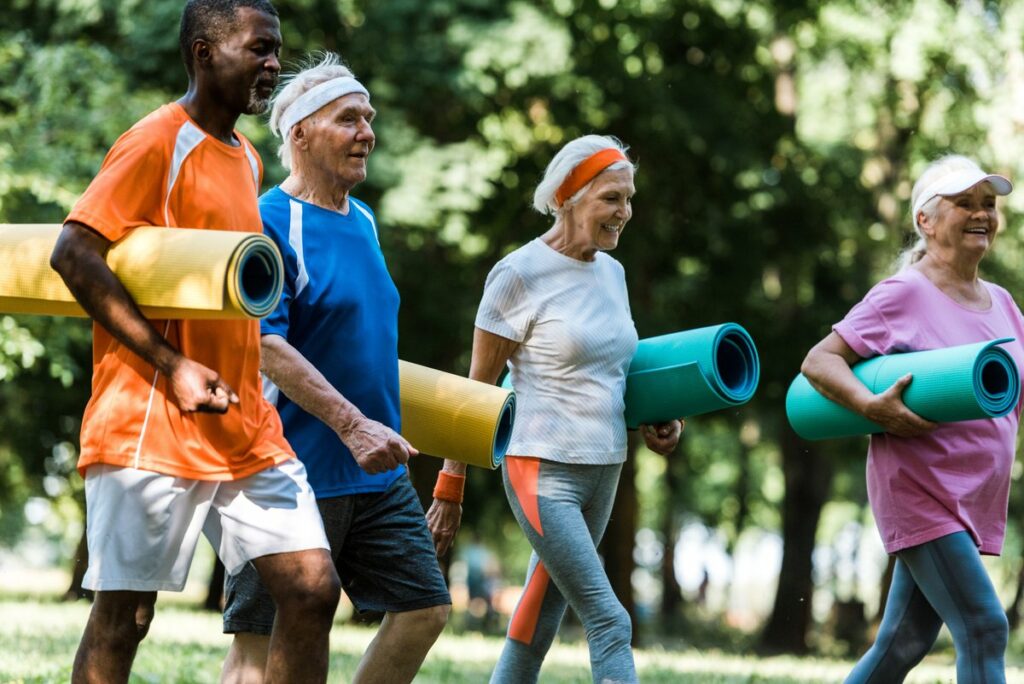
[[1, 597, 1023, 683]]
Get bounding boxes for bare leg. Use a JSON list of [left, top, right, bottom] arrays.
[[353, 605, 450, 684], [251, 549, 340, 684], [72, 590, 157, 684], [220, 633, 271, 684]]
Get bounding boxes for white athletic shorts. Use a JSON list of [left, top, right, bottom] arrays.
[[82, 458, 329, 592]]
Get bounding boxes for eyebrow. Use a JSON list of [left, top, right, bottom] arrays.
[[336, 104, 376, 118]]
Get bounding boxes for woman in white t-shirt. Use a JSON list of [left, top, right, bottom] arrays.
[[432, 135, 682, 684]]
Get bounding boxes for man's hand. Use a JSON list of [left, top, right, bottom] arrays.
[[426, 499, 463, 557], [167, 356, 239, 413], [338, 416, 417, 474]]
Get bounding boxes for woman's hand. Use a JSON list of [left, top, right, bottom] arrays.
[[863, 373, 937, 437], [641, 419, 684, 455], [426, 499, 463, 557]]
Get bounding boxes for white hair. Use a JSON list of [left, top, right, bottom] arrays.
[[532, 135, 634, 215], [896, 155, 990, 272], [268, 52, 356, 171]]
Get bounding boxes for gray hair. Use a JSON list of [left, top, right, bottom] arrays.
[[532, 135, 634, 215], [268, 52, 355, 171], [896, 155, 986, 272]]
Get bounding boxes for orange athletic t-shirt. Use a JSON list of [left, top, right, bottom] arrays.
[[66, 102, 294, 480]]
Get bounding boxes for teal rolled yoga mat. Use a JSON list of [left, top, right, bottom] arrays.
[[500, 323, 761, 427], [623, 324, 760, 428], [786, 338, 1020, 441]]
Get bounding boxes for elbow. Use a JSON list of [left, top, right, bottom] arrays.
[[49, 233, 72, 278]]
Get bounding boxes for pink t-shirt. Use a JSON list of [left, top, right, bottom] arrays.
[[834, 268, 1024, 555]]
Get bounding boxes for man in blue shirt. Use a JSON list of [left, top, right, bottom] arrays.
[[220, 54, 451, 684]]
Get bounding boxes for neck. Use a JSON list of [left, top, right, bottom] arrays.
[[280, 170, 353, 213], [916, 249, 981, 283], [542, 217, 596, 262], [178, 85, 240, 146]]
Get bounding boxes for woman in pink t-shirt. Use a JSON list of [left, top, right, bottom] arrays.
[[801, 155, 1020, 684]]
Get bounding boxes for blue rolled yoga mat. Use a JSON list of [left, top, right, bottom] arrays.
[[786, 338, 1021, 441], [500, 323, 761, 427]]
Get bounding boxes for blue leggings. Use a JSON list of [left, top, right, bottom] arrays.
[[490, 457, 636, 684], [846, 531, 1008, 684]]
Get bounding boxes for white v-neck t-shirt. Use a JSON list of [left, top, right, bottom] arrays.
[[475, 238, 639, 464]]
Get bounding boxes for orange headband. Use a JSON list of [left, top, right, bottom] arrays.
[[554, 148, 630, 207]]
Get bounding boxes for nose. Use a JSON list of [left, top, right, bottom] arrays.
[[264, 53, 281, 76], [357, 120, 375, 147]]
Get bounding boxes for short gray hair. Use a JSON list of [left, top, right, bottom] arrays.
[[268, 52, 355, 171], [532, 135, 634, 215]]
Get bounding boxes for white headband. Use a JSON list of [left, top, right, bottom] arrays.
[[278, 76, 370, 139], [912, 167, 1012, 228]]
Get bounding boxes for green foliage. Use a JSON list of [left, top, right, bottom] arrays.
[[6, 0, 1024, 649]]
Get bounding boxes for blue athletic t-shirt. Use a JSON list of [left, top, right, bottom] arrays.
[[259, 186, 404, 497]]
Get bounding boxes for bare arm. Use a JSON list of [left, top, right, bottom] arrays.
[[801, 331, 936, 437], [51, 221, 237, 412], [427, 327, 519, 555], [261, 333, 415, 474]]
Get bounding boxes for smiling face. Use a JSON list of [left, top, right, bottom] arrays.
[[919, 182, 999, 262], [205, 7, 282, 115], [297, 93, 376, 189], [564, 167, 635, 257]]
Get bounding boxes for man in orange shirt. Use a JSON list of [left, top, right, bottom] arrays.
[[49, 1, 339, 682]]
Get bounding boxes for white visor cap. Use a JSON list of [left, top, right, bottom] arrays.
[[912, 166, 1012, 228]]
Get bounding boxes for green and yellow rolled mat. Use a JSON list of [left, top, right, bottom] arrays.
[[501, 323, 761, 427], [399, 360, 515, 469], [0, 224, 283, 319], [623, 323, 761, 428], [785, 338, 1021, 441]]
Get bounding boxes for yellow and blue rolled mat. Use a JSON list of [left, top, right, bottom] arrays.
[[399, 360, 515, 469], [0, 224, 283, 319], [786, 338, 1021, 440]]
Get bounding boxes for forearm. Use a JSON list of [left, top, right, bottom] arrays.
[[261, 334, 363, 434], [801, 350, 873, 414], [51, 222, 181, 374]]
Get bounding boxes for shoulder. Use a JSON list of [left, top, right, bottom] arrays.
[[985, 280, 1024, 315], [596, 251, 626, 276], [258, 189, 293, 242], [348, 196, 375, 218], [861, 270, 926, 310], [107, 104, 184, 163]]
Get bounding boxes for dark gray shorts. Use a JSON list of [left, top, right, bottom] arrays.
[[223, 474, 451, 635]]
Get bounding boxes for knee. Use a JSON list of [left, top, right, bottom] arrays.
[[966, 606, 1009, 651], [592, 604, 632, 648], [277, 571, 341, 621], [420, 603, 450, 637]]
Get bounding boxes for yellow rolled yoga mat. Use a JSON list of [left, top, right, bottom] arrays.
[[399, 360, 515, 469], [0, 224, 283, 319]]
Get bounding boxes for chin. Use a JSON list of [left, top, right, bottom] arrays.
[[245, 94, 271, 116]]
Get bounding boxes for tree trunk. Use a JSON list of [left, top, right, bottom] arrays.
[[602, 440, 638, 646], [63, 525, 93, 601], [874, 555, 896, 628], [759, 424, 832, 654], [204, 558, 226, 611], [660, 451, 682, 624], [1007, 555, 1024, 632]]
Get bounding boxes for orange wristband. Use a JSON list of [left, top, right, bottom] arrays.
[[433, 471, 466, 504]]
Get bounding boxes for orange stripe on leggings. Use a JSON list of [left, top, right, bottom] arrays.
[[508, 561, 550, 644], [506, 456, 543, 536]]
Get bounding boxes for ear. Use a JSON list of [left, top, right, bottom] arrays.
[[916, 210, 935, 237], [192, 39, 214, 71], [290, 123, 309, 151]]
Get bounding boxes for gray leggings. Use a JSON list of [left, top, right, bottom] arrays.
[[490, 457, 637, 684]]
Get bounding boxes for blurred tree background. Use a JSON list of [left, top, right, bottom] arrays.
[[4, 0, 1024, 658]]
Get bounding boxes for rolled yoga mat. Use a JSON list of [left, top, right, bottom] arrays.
[[500, 323, 761, 428], [623, 323, 760, 428], [0, 224, 283, 319], [399, 360, 516, 469], [785, 338, 1021, 441]]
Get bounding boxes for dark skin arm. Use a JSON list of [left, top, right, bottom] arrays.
[[50, 221, 238, 413]]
